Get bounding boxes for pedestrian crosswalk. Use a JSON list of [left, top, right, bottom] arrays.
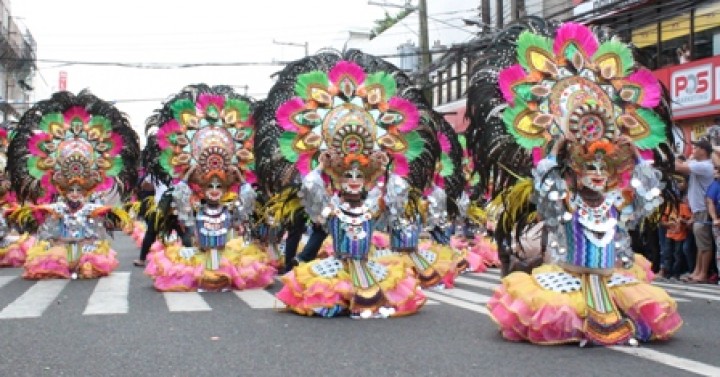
[[0, 268, 717, 320]]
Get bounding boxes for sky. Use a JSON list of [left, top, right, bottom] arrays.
[[12, 0, 398, 142]]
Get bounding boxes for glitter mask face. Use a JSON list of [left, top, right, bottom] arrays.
[[341, 168, 365, 195], [580, 158, 609, 192], [204, 178, 224, 203]]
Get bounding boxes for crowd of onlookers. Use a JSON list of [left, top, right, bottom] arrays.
[[653, 135, 720, 284]]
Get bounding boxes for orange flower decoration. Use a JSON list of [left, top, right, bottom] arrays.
[[343, 153, 369, 166], [588, 140, 615, 156]]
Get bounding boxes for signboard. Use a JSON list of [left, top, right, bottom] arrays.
[[653, 55, 720, 120], [59, 71, 67, 91]]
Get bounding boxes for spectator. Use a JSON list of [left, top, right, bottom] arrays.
[[675, 139, 715, 283], [659, 176, 691, 280], [705, 165, 720, 284], [677, 43, 691, 64]]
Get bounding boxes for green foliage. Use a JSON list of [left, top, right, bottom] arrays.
[[370, 9, 414, 39]]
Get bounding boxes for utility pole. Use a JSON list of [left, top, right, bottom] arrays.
[[272, 39, 309, 57], [418, 0, 431, 104], [367, 1, 431, 104]]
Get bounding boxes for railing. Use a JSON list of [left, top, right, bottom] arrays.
[[429, 55, 472, 108]]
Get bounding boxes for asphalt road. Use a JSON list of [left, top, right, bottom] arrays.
[[1, 233, 719, 377]]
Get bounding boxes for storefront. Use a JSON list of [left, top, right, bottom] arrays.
[[653, 54, 720, 154]]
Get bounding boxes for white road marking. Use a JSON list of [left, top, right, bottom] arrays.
[[83, 273, 131, 315], [610, 346, 720, 377], [0, 276, 16, 289], [163, 292, 212, 312], [0, 279, 69, 319], [234, 289, 285, 309], [423, 291, 488, 315]]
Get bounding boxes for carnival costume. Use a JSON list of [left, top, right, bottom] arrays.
[[7, 90, 139, 279], [142, 84, 275, 292], [0, 126, 35, 267], [257, 51, 445, 318], [464, 21, 682, 345]]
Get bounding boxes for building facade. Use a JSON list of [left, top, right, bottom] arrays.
[[0, 0, 36, 123]]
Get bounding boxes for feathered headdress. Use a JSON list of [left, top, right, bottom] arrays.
[[274, 58, 423, 181], [499, 22, 665, 184], [150, 84, 256, 197], [7, 90, 139, 203]]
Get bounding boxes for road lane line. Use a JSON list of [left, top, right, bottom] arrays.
[[459, 276, 690, 302], [0, 276, 16, 289], [423, 291, 488, 315], [0, 280, 69, 319], [164, 292, 211, 312], [653, 281, 720, 294], [661, 288, 720, 302], [610, 346, 720, 377], [433, 286, 491, 304], [235, 289, 285, 309], [84, 272, 131, 315]]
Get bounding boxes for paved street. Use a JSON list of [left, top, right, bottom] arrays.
[[1, 234, 719, 377]]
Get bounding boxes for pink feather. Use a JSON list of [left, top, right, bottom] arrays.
[[107, 133, 124, 156], [553, 22, 599, 58], [196, 94, 225, 115], [296, 152, 313, 177], [276, 98, 304, 132], [532, 146, 544, 166], [329, 61, 366, 87], [0, 128, 7, 141], [39, 174, 58, 203], [156, 120, 182, 150], [388, 97, 419, 132], [626, 69, 661, 108], [392, 153, 409, 177], [244, 170, 257, 185], [29, 132, 52, 157], [498, 64, 527, 105], [437, 132, 451, 153], [63, 106, 90, 125], [433, 173, 445, 189], [95, 176, 114, 192]]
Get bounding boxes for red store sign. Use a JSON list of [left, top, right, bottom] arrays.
[[653, 55, 720, 120]]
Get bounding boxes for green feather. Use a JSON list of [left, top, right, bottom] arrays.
[[89, 116, 112, 132], [225, 99, 251, 122], [295, 71, 329, 99], [404, 131, 424, 161], [440, 154, 454, 177], [633, 109, 667, 149], [159, 149, 173, 174], [514, 83, 535, 103], [517, 31, 553, 71], [106, 157, 124, 176], [502, 104, 546, 149], [38, 113, 64, 133], [564, 43, 578, 63], [27, 156, 44, 179], [458, 134, 467, 149], [593, 40, 634, 76], [279, 132, 299, 163], [365, 72, 397, 98], [170, 99, 196, 123]]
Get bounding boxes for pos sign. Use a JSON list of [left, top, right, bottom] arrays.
[[671, 64, 712, 108]]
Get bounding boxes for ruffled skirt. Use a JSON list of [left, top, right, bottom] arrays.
[[487, 255, 682, 345], [23, 240, 118, 279], [370, 232, 463, 288], [144, 238, 277, 292], [0, 233, 36, 267], [276, 255, 426, 318]]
